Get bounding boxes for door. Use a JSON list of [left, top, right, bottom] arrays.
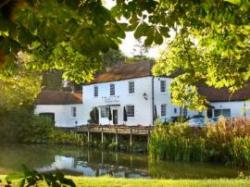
[[113, 110, 118, 125]]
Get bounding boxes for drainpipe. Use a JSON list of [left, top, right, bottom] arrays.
[[151, 76, 155, 126]]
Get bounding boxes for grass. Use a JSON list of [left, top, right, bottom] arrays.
[[1, 176, 250, 187]]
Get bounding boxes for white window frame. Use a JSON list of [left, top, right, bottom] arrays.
[[160, 80, 166, 92], [126, 105, 135, 117], [110, 84, 115, 96], [128, 81, 135, 94]]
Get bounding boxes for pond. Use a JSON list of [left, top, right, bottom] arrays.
[[0, 144, 249, 179]]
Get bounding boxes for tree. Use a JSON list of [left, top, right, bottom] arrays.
[[0, 0, 249, 109], [101, 49, 126, 66]]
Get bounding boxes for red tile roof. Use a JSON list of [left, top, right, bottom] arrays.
[[36, 90, 82, 105], [198, 84, 250, 102], [90, 61, 153, 84]]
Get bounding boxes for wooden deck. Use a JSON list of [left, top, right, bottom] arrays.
[[77, 125, 153, 136]]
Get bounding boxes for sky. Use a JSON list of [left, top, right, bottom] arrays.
[[103, 0, 164, 59]]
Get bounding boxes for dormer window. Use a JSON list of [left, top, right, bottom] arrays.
[[110, 84, 115, 96], [128, 81, 135, 93], [94, 86, 98, 97], [160, 80, 166, 92]]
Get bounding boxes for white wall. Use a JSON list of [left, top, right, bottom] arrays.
[[210, 101, 250, 118], [82, 77, 153, 126], [35, 104, 84, 127], [153, 77, 201, 122]]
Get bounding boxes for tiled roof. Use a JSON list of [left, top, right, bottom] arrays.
[[90, 61, 153, 84], [198, 84, 250, 102], [36, 90, 82, 105]]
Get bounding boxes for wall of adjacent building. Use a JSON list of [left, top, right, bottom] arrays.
[[210, 100, 250, 118], [34, 104, 84, 127]]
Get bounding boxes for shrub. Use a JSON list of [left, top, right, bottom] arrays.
[[231, 137, 250, 168], [50, 129, 85, 145], [149, 117, 250, 167]]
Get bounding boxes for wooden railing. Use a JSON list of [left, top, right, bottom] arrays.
[[77, 125, 152, 135]]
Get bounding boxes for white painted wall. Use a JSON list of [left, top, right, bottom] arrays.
[[34, 104, 84, 127], [82, 77, 153, 126], [210, 101, 250, 118]]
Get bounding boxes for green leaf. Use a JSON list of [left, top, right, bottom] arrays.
[[224, 0, 241, 5], [154, 30, 163, 44], [145, 35, 154, 46], [134, 23, 149, 39]]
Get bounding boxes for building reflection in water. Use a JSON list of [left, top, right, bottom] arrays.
[[36, 153, 149, 178]]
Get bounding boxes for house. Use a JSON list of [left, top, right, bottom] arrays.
[[34, 62, 250, 127], [81, 62, 182, 126], [198, 85, 250, 119], [34, 90, 84, 127]]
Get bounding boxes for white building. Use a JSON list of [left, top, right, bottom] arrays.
[[35, 90, 84, 127], [198, 86, 250, 119], [35, 62, 250, 127], [82, 62, 181, 126]]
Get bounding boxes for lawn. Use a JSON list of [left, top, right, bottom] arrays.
[[1, 176, 250, 187]]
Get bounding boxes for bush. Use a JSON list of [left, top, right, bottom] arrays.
[[0, 105, 85, 145], [0, 106, 53, 143], [149, 117, 250, 167], [231, 137, 250, 168], [149, 123, 205, 162], [50, 129, 85, 145]]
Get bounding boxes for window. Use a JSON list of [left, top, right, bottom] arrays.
[[174, 108, 177, 114], [161, 104, 167, 116], [94, 86, 98, 97], [160, 80, 166, 92], [207, 109, 213, 118], [214, 109, 231, 117], [128, 81, 135, 93], [110, 84, 115, 96], [101, 107, 109, 118], [126, 105, 135, 117], [71, 107, 77, 117]]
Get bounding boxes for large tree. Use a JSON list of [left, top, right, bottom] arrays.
[[0, 0, 249, 109]]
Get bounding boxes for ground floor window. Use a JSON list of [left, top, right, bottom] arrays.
[[214, 109, 231, 117], [161, 104, 167, 116], [39, 113, 55, 124], [126, 105, 135, 117], [101, 107, 109, 118]]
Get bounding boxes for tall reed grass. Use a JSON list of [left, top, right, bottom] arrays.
[[149, 117, 250, 167]]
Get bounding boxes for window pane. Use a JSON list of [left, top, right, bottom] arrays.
[[222, 109, 231, 117], [214, 109, 231, 117], [160, 80, 166, 92], [94, 86, 98, 97], [72, 107, 77, 117], [214, 109, 221, 117], [110, 84, 115, 95], [161, 104, 166, 116], [101, 107, 109, 118], [207, 109, 213, 118], [126, 105, 134, 117], [129, 81, 135, 93]]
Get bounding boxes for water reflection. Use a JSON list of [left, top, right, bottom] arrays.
[[37, 155, 149, 178], [0, 144, 248, 179]]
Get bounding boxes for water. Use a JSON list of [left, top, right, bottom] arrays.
[[0, 144, 248, 179]]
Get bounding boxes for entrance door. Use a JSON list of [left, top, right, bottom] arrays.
[[113, 110, 118, 125]]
